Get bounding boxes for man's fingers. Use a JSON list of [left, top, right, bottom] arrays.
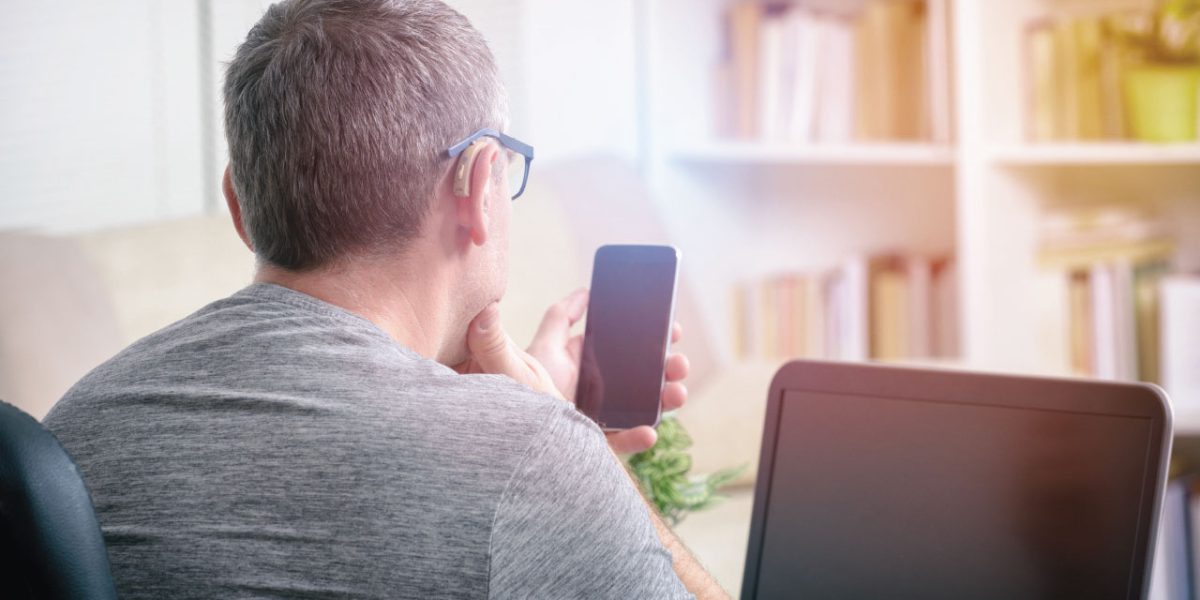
[[661, 382, 687, 412], [561, 287, 589, 323], [567, 334, 584, 362], [531, 288, 589, 347], [607, 426, 658, 455], [462, 304, 565, 400], [664, 353, 689, 382], [671, 321, 683, 344]]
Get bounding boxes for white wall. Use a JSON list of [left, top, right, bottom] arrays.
[[452, 0, 640, 164], [0, 1, 206, 232], [0, 0, 642, 233]]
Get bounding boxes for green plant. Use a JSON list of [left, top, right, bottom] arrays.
[[1109, 0, 1200, 64], [627, 415, 745, 526]]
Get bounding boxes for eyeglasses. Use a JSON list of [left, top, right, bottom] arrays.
[[446, 128, 535, 200]]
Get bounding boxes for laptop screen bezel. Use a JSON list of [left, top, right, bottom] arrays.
[[740, 360, 1173, 600]]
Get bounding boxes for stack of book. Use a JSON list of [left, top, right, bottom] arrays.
[[1151, 474, 1200, 600], [1038, 208, 1174, 381], [1023, 12, 1142, 142], [731, 254, 957, 361], [1147, 278, 1200, 600], [715, 0, 949, 143]]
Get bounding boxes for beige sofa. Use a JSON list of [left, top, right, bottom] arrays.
[[0, 157, 776, 487]]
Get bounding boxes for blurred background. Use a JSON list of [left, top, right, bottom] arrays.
[[2, 0, 1199, 596]]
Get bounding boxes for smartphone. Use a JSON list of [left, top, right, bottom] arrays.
[[575, 244, 680, 430]]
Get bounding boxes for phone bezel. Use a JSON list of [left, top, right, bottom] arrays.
[[576, 244, 681, 431]]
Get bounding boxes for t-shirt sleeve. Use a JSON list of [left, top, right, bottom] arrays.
[[487, 402, 693, 599]]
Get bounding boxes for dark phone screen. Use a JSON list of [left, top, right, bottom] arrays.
[[575, 246, 677, 429], [752, 390, 1153, 599]]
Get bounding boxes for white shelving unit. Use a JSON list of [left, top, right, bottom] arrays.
[[639, 0, 1200, 427], [671, 142, 956, 166], [989, 143, 1200, 166]]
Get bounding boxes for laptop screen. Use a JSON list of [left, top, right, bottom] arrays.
[[752, 390, 1154, 600]]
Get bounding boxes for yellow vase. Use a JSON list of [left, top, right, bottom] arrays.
[[1123, 64, 1200, 142]]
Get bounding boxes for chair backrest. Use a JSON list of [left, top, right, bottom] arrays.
[[0, 400, 116, 600]]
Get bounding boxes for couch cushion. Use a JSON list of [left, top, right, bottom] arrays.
[[77, 215, 254, 343], [674, 360, 783, 486], [0, 233, 124, 419]]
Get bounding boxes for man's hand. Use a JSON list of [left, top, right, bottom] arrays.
[[454, 303, 564, 400], [524, 288, 589, 400], [527, 289, 691, 455]]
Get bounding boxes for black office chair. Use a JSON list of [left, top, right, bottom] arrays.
[[0, 400, 117, 600]]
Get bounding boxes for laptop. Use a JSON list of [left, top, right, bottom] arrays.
[[742, 360, 1172, 600]]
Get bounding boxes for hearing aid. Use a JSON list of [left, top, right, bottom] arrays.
[[453, 139, 488, 198]]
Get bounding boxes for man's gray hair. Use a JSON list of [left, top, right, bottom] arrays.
[[224, 0, 506, 270]]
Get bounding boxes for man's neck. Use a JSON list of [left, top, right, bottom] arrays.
[[254, 257, 452, 361]]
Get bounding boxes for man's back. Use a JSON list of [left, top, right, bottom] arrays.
[[45, 284, 687, 598]]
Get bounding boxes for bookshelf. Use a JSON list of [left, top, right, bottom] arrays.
[[989, 143, 1200, 165], [957, 0, 1200, 441], [671, 141, 956, 166], [1175, 411, 1200, 437], [638, 0, 1200, 424]]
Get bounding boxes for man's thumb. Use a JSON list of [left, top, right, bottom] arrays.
[[467, 303, 519, 371], [466, 303, 564, 400]]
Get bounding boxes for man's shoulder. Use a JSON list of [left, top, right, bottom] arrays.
[[421, 373, 600, 445], [44, 283, 607, 476]]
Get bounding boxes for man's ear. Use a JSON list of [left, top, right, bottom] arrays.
[[455, 142, 500, 247], [222, 164, 253, 252]]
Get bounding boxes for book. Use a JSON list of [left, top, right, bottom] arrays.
[[729, 2, 763, 139], [731, 253, 956, 362], [1039, 238, 1175, 270], [786, 10, 821, 142], [823, 270, 846, 359], [759, 11, 787, 140], [1101, 11, 1148, 139], [1074, 17, 1106, 140], [1023, 10, 1164, 141], [1040, 208, 1176, 383], [717, 1, 933, 143], [1088, 261, 1139, 380], [1053, 18, 1081, 139], [1158, 477, 1194, 600], [907, 257, 933, 358], [841, 256, 871, 361], [790, 276, 809, 357], [1163, 276, 1200, 412], [931, 258, 958, 358], [805, 273, 826, 358], [760, 277, 775, 358], [817, 16, 855, 142], [1068, 270, 1094, 375], [731, 284, 749, 359], [1026, 20, 1059, 141], [1040, 207, 1171, 250], [870, 255, 911, 360], [1090, 263, 1118, 379], [925, 0, 951, 142], [1111, 260, 1139, 380], [1133, 261, 1170, 382], [854, 0, 927, 140], [775, 274, 795, 356]]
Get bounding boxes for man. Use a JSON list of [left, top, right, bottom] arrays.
[[44, 0, 727, 598]]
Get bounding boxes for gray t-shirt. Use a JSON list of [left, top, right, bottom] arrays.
[[45, 283, 691, 599]]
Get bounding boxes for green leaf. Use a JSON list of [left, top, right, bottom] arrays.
[[1163, 0, 1199, 19], [628, 416, 746, 525]]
